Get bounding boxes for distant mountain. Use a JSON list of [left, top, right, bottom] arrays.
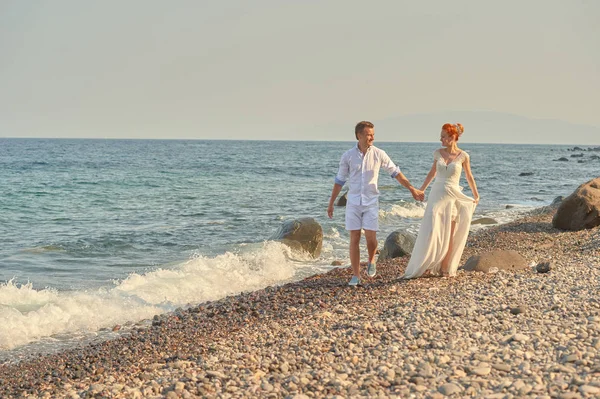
[[370, 111, 600, 145]]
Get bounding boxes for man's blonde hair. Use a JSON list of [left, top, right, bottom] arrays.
[[355, 121, 374, 140]]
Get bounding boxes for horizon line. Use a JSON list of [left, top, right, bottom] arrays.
[[0, 136, 598, 147]]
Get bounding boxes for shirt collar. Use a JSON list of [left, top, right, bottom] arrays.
[[356, 143, 372, 154]]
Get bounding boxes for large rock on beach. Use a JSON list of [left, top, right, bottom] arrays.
[[378, 230, 415, 261], [336, 191, 348, 206], [552, 177, 600, 231], [462, 250, 528, 273], [270, 217, 323, 258]]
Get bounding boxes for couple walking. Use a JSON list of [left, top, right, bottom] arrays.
[[327, 121, 480, 285]]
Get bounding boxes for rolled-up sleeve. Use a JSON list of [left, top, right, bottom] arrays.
[[335, 153, 349, 186], [381, 151, 401, 178]]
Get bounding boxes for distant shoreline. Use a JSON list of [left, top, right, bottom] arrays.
[[0, 137, 598, 146]]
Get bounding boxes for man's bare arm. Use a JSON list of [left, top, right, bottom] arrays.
[[327, 183, 344, 218]]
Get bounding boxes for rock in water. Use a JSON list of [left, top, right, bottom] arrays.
[[378, 230, 416, 261], [550, 196, 564, 208], [552, 177, 600, 231], [462, 250, 528, 273], [519, 172, 534, 176], [336, 191, 348, 206], [270, 217, 323, 258]]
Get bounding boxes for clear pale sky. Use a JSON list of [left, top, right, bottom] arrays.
[[1, 1, 599, 143]]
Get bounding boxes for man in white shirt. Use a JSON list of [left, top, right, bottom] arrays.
[[327, 121, 424, 286]]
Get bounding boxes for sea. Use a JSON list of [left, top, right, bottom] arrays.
[[0, 138, 598, 363]]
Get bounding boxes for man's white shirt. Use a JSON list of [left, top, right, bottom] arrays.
[[335, 144, 401, 207]]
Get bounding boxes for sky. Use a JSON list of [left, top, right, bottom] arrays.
[[1, 1, 599, 143]]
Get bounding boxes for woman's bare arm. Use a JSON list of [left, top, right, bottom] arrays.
[[463, 157, 479, 203], [420, 161, 437, 192]]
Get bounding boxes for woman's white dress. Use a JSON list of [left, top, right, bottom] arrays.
[[403, 149, 476, 278]]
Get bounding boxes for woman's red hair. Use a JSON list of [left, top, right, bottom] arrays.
[[442, 123, 464, 141]]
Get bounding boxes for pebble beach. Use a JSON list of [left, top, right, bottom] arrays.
[[1, 206, 599, 399]]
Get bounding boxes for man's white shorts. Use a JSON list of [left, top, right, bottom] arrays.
[[345, 204, 379, 231]]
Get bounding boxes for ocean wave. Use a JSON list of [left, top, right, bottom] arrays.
[[379, 202, 426, 220], [0, 242, 299, 351]]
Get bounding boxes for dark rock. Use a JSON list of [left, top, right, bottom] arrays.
[[550, 196, 564, 209], [571, 153, 584, 158], [573, 146, 584, 151], [554, 157, 569, 162], [578, 160, 585, 163], [510, 305, 527, 315], [505, 205, 515, 209], [471, 217, 498, 225], [462, 250, 528, 273], [270, 217, 323, 257], [536, 262, 552, 273], [519, 172, 534, 176], [336, 191, 348, 207], [378, 230, 416, 260], [552, 177, 600, 231], [331, 260, 343, 266], [590, 155, 600, 160]]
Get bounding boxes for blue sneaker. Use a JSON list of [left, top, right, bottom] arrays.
[[367, 262, 377, 277], [348, 276, 361, 286]]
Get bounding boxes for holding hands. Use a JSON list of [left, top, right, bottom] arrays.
[[410, 187, 425, 202]]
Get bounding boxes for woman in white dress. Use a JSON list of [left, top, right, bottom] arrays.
[[403, 123, 480, 278]]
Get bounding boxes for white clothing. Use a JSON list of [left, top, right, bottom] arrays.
[[403, 149, 476, 278], [345, 203, 379, 231], [335, 144, 401, 207]]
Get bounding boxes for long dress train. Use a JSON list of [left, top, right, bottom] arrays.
[[403, 149, 476, 278]]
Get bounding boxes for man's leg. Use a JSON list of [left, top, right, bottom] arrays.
[[349, 230, 362, 278], [364, 230, 378, 264], [362, 205, 380, 277], [346, 204, 363, 283]]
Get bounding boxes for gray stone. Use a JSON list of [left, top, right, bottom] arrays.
[[378, 230, 416, 260], [492, 363, 511, 372], [580, 385, 600, 395], [553, 177, 600, 231], [536, 262, 553, 273], [206, 370, 227, 379], [337, 191, 348, 207], [438, 382, 462, 395], [270, 217, 323, 257], [462, 250, 528, 273], [510, 305, 527, 315], [551, 196, 564, 208]]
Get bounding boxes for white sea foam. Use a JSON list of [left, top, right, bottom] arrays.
[[379, 202, 426, 220], [0, 241, 299, 351]]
